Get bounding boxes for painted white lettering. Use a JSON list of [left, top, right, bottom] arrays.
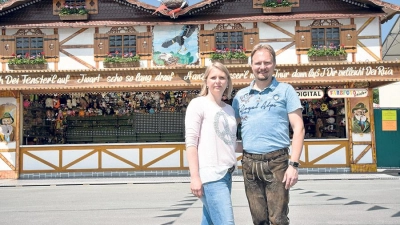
[[184, 71, 204, 80], [107, 73, 123, 82], [21, 75, 57, 84], [135, 73, 151, 82], [291, 69, 307, 78], [5, 75, 19, 84], [377, 66, 393, 76], [274, 69, 289, 78], [77, 74, 101, 83], [155, 72, 174, 81], [56, 75, 70, 84], [126, 75, 134, 82]]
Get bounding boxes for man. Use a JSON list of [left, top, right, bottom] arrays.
[[232, 43, 304, 225], [352, 102, 370, 133]]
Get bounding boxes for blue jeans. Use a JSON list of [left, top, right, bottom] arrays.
[[201, 171, 235, 225]]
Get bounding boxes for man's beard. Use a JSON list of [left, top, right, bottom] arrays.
[[355, 115, 366, 121], [256, 74, 270, 81]]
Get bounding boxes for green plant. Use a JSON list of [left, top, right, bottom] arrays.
[[263, 0, 295, 8], [104, 51, 140, 63], [307, 43, 347, 57], [210, 47, 248, 60], [8, 52, 47, 65], [59, 3, 89, 15]]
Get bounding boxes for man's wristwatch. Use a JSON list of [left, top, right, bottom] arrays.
[[289, 161, 300, 168]]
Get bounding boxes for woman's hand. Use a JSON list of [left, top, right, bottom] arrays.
[[190, 177, 203, 198]]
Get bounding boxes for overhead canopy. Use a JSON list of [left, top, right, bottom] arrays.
[[1, 61, 399, 93], [382, 15, 400, 61]]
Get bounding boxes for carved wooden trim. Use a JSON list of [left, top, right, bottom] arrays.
[[106, 27, 138, 34], [14, 29, 44, 36], [213, 23, 244, 31], [310, 19, 343, 27]]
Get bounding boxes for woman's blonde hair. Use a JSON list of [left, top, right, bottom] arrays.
[[199, 62, 233, 99]]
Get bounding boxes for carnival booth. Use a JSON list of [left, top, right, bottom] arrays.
[[1, 0, 400, 179]]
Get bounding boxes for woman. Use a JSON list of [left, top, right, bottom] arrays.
[[185, 62, 237, 225]]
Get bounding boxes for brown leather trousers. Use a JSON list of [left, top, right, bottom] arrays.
[[242, 148, 290, 225]]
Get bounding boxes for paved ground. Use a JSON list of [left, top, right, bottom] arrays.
[[0, 172, 399, 225], [0, 172, 398, 187]]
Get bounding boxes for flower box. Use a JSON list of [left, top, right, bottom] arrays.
[[59, 14, 88, 21], [8, 64, 48, 70], [308, 55, 347, 62], [212, 59, 248, 65], [103, 61, 140, 68], [263, 7, 292, 14]]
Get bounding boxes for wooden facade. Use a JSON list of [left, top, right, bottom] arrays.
[[1, 0, 400, 178]]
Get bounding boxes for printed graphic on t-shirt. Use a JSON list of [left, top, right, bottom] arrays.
[[214, 110, 235, 145], [239, 93, 278, 121]]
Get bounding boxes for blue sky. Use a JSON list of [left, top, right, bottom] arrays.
[[144, 0, 398, 41], [381, 0, 399, 41]]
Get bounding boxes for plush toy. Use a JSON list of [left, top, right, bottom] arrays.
[[45, 98, 53, 108], [53, 98, 60, 109], [23, 99, 31, 108], [338, 107, 345, 115], [340, 117, 346, 126], [320, 103, 328, 111], [315, 118, 324, 138], [67, 99, 72, 109], [326, 117, 335, 124], [327, 109, 334, 116]]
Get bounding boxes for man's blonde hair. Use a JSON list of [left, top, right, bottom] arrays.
[[250, 43, 276, 64]]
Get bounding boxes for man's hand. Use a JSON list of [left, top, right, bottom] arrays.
[[282, 165, 299, 190]]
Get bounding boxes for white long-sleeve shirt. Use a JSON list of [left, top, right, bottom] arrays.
[[185, 96, 237, 184]]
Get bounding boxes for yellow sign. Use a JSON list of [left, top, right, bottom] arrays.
[[382, 110, 397, 121]]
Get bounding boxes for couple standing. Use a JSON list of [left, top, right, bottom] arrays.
[[185, 43, 305, 225]]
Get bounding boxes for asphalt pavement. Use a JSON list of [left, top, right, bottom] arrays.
[[0, 171, 399, 225]]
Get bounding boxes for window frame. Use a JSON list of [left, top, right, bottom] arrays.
[[199, 24, 259, 59]]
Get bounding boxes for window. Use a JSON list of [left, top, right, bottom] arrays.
[[215, 31, 244, 50], [311, 27, 340, 48], [53, 0, 98, 15], [0, 30, 59, 64], [295, 20, 357, 55], [94, 27, 153, 62], [109, 35, 137, 56], [199, 23, 259, 59], [15, 37, 44, 58]]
